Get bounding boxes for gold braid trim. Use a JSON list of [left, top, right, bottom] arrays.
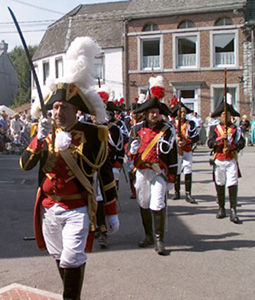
[[103, 181, 116, 191]]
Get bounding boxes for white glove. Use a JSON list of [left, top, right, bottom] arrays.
[[130, 139, 140, 155], [105, 215, 119, 234], [37, 118, 52, 141]]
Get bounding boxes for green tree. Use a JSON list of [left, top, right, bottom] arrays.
[[8, 45, 37, 108]]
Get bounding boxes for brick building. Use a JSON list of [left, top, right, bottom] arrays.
[[123, 0, 254, 120], [32, 0, 254, 120]]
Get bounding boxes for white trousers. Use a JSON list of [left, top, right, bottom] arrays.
[[135, 168, 173, 211], [214, 158, 238, 187], [177, 151, 193, 175], [41, 204, 90, 269]]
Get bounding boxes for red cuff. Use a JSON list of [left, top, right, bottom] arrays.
[[168, 173, 175, 183], [112, 161, 122, 168], [27, 136, 44, 153], [104, 200, 118, 215]]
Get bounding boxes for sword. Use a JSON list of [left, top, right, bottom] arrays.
[[8, 7, 47, 118]]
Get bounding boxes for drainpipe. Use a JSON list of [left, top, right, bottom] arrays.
[[123, 18, 131, 108]]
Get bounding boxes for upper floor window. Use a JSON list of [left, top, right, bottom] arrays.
[[143, 23, 159, 32], [32, 64, 38, 88], [178, 20, 195, 29], [140, 38, 161, 70], [215, 18, 233, 26], [212, 32, 236, 67], [55, 58, 63, 79], [43, 61, 49, 85], [93, 57, 104, 81], [174, 34, 198, 69]]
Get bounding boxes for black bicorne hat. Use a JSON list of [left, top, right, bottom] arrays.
[[44, 83, 94, 114], [134, 97, 170, 115], [170, 102, 193, 118], [211, 100, 240, 118], [106, 102, 123, 114]]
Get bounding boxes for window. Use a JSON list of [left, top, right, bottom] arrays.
[[213, 87, 236, 110], [215, 18, 233, 26], [175, 35, 198, 68], [212, 32, 236, 67], [141, 38, 161, 70], [55, 58, 63, 79], [93, 57, 104, 81], [43, 61, 49, 85], [143, 23, 159, 31], [178, 21, 195, 29], [32, 65, 38, 88]]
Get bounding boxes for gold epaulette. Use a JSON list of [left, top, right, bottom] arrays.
[[97, 125, 109, 142]]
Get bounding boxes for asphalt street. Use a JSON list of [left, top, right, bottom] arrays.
[[0, 146, 254, 300]]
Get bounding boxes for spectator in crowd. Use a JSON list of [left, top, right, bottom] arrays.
[[239, 114, 251, 146]]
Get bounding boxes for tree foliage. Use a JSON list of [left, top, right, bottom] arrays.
[[8, 45, 37, 108]]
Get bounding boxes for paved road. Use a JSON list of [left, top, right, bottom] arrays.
[[0, 146, 254, 300]]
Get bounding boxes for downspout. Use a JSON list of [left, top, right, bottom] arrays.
[[123, 18, 129, 108]]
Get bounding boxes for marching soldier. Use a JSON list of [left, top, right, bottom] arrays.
[[208, 98, 245, 223], [171, 103, 199, 203], [19, 37, 119, 300], [127, 97, 178, 255]]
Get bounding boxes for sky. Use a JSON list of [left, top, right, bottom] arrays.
[[0, 0, 122, 52]]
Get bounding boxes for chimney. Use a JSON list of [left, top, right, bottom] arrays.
[[0, 40, 8, 54]]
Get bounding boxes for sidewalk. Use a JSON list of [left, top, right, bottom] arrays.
[[0, 283, 61, 300]]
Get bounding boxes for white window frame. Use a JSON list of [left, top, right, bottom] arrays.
[[55, 57, 63, 79], [138, 35, 163, 71], [173, 32, 200, 70], [210, 29, 238, 68], [93, 56, 104, 81], [172, 84, 201, 114], [42, 60, 50, 85], [210, 84, 239, 112]]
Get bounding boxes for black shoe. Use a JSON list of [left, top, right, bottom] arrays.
[[155, 240, 166, 255], [130, 194, 136, 199], [98, 232, 108, 248], [216, 208, 226, 219], [139, 236, 154, 248], [172, 193, 180, 200], [230, 209, 240, 224], [185, 193, 196, 204]]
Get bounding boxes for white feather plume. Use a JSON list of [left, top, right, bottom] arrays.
[[31, 86, 51, 119], [149, 75, 164, 88], [45, 36, 105, 120], [137, 93, 146, 104]]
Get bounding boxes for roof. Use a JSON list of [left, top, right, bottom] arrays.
[[33, 1, 131, 60], [124, 0, 247, 18]]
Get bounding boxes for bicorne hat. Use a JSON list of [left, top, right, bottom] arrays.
[[170, 102, 193, 118], [134, 97, 170, 116]]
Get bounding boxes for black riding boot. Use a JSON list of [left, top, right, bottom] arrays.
[[215, 184, 226, 218], [139, 207, 154, 247], [63, 263, 86, 300], [172, 174, 180, 200], [185, 173, 196, 203], [97, 201, 108, 248], [129, 171, 136, 199], [56, 260, 64, 281], [229, 185, 240, 224], [153, 209, 166, 255]]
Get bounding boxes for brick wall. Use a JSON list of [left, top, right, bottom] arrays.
[[126, 10, 252, 120]]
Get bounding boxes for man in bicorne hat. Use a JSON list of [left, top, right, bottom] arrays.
[[207, 99, 245, 223], [127, 97, 178, 255], [171, 103, 199, 203], [19, 37, 119, 300]]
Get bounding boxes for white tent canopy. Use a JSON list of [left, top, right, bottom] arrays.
[[0, 105, 15, 116]]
